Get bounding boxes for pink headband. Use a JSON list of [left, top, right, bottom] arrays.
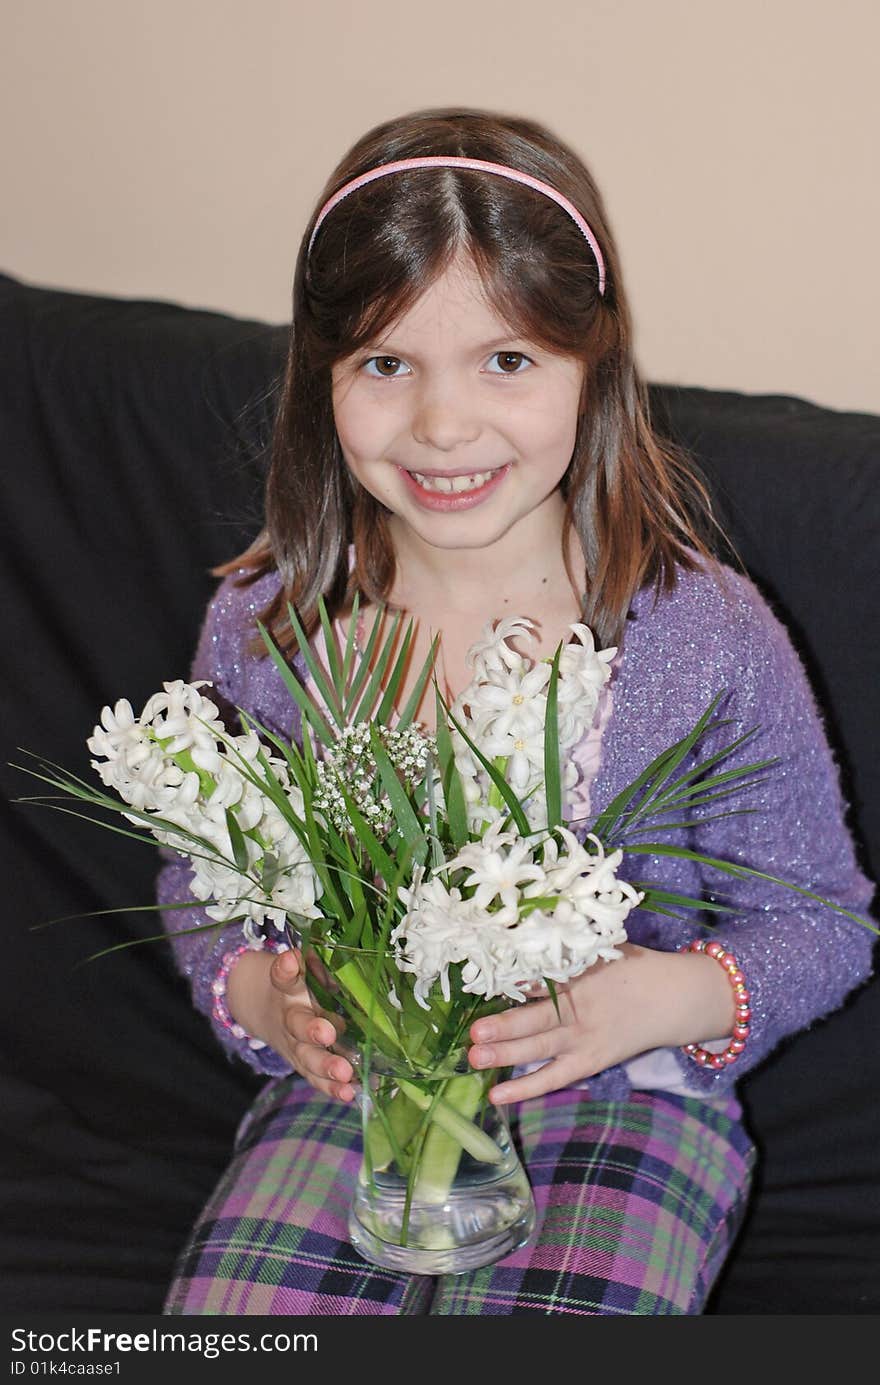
[[307, 155, 606, 297]]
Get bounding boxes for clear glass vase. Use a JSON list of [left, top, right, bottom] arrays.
[[347, 1047, 536, 1275], [301, 940, 537, 1273]]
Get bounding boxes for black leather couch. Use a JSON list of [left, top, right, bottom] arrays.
[[1, 270, 877, 1314]]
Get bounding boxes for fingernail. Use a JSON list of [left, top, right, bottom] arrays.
[[471, 1046, 494, 1067], [472, 1022, 495, 1041]]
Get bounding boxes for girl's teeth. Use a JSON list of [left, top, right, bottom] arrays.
[[412, 470, 496, 493]]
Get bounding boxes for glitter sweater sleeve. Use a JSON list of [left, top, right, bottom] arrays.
[[155, 570, 301, 1077], [584, 562, 877, 1101]]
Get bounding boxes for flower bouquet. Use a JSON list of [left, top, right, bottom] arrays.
[[17, 598, 873, 1273]]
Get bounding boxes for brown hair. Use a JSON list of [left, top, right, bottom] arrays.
[[221, 106, 720, 650]]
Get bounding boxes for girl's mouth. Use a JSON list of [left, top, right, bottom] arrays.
[[397, 464, 510, 510]]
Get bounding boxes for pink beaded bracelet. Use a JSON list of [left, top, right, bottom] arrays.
[[211, 937, 290, 1051], [678, 938, 751, 1070]]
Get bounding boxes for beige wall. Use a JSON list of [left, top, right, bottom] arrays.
[[2, 0, 878, 413]]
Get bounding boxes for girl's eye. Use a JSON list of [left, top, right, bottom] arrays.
[[363, 356, 410, 378], [486, 351, 532, 375]]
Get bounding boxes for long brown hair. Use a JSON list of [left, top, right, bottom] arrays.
[[222, 106, 720, 650]]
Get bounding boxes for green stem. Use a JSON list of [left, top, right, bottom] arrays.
[[487, 754, 509, 812], [397, 1078, 502, 1165], [412, 1072, 486, 1202], [365, 1088, 421, 1173]]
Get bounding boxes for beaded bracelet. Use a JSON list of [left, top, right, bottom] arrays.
[[678, 938, 751, 1070], [211, 937, 290, 1051]]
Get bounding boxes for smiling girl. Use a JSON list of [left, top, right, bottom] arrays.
[[158, 108, 874, 1316]]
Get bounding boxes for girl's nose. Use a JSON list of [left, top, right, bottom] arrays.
[[410, 383, 482, 452]]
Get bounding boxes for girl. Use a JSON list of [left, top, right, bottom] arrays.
[[158, 107, 875, 1315]]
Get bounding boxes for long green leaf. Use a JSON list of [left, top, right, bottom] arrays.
[[341, 590, 361, 690], [256, 619, 335, 746], [343, 602, 386, 717], [369, 724, 428, 860], [352, 610, 404, 723], [285, 600, 345, 727], [376, 620, 415, 723], [433, 686, 468, 849], [640, 762, 776, 816], [316, 594, 345, 707], [543, 643, 563, 829], [628, 884, 735, 915], [622, 842, 878, 933], [225, 807, 250, 873], [590, 742, 686, 843], [335, 781, 398, 886], [398, 633, 441, 729], [621, 808, 759, 836], [445, 705, 531, 837], [639, 731, 767, 805]]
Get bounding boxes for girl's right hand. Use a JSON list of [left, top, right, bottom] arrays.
[[269, 949, 357, 1102], [226, 946, 357, 1102]]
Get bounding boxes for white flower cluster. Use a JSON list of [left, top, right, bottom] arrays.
[[449, 616, 616, 831], [393, 821, 642, 1006], [314, 721, 437, 838], [87, 681, 322, 939]]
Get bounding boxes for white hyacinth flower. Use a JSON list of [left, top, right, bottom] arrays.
[[394, 828, 642, 1006], [444, 820, 547, 911], [88, 680, 322, 938]]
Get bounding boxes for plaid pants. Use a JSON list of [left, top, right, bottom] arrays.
[[164, 1075, 754, 1316]]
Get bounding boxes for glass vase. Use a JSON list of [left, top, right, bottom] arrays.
[[347, 1047, 536, 1274], [301, 940, 536, 1274]]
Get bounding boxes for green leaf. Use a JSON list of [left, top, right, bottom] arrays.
[[376, 620, 415, 723], [335, 781, 398, 886], [316, 594, 345, 701], [341, 590, 361, 690], [286, 600, 345, 727], [445, 704, 531, 837], [622, 807, 759, 836], [256, 619, 336, 746], [628, 884, 735, 915], [544, 643, 563, 830], [397, 633, 441, 729], [640, 761, 775, 817], [352, 610, 404, 723], [434, 686, 468, 849], [369, 724, 428, 861], [224, 807, 250, 873], [591, 694, 727, 841], [643, 732, 767, 804], [343, 602, 386, 717], [622, 842, 878, 933]]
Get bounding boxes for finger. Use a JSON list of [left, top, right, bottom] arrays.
[[284, 1004, 337, 1049], [292, 1041, 356, 1101], [488, 1057, 576, 1105], [470, 996, 561, 1044], [469, 1025, 563, 1074], [270, 948, 303, 993]]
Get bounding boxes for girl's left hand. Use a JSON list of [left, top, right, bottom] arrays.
[[467, 942, 735, 1103]]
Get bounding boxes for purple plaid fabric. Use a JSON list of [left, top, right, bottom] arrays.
[[164, 1078, 754, 1316]]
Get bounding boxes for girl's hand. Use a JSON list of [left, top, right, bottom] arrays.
[[467, 942, 736, 1104], [227, 947, 357, 1102], [269, 950, 357, 1102]]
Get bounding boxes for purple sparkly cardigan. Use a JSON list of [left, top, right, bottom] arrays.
[[156, 561, 876, 1100]]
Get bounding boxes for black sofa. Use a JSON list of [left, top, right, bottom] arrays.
[[1, 270, 878, 1314]]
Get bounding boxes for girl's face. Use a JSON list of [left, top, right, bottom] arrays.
[[331, 255, 585, 566]]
